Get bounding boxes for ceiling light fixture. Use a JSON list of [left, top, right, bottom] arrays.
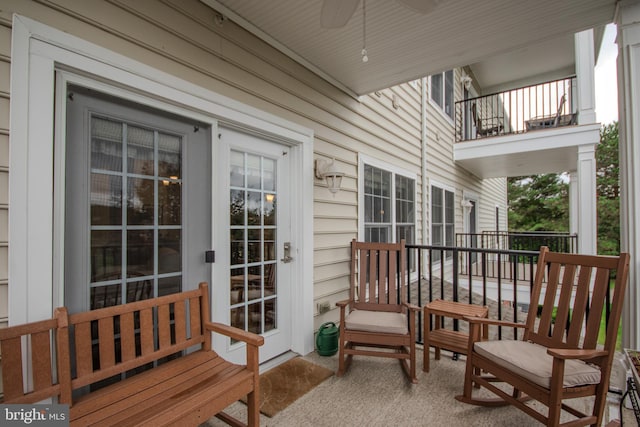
[[361, 0, 368, 63]]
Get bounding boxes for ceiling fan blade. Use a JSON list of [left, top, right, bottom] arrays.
[[321, 0, 361, 29], [396, 0, 440, 14]]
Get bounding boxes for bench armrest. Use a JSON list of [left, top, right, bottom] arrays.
[[547, 348, 608, 360], [205, 322, 264, 347]]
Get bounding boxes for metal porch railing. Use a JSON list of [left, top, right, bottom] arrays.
[[456, 76, 578, 142]]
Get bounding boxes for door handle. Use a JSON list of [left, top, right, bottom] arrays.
[[281, 242, 293, 263]]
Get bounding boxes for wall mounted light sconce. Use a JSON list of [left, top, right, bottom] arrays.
[[461, 198, 473, 213], [315, 158, 344, 194], [461, 75, 473, 90]]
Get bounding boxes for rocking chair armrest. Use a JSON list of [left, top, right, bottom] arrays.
[[401, 301, 421, 312], [547, 348, 608, 360], [336, 299, 352, 309], [463, 316, 527, 329]]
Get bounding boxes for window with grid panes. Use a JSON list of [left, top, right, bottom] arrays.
[[430, 70, 455, 119], [431, 185, 455, 262], [363, 164, 415, 246]]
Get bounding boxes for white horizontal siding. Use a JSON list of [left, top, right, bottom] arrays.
[[0, 1, 506, 338]]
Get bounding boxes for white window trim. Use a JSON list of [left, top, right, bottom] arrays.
[[428, 71, 456, 125], [357, 154, 417, 243], [9, 15, 315, 355]]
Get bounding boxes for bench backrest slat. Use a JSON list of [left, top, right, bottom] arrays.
[[175, 300, 187, 344], [158, 303, 172, 350], [74, 322, 93, 378], [120, 311, 136, 362], [190, 296, 202, 338], [31, 330, 54, 391], [98, 317, 116, 369], [1, 336, 24, 400], [140, 307, 155, 356], [0, 317, 61, 403]]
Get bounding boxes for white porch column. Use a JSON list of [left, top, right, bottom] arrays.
[[576, 145, 597, 255], [575, 29, 597, 124], [617, 1, 640, 349], [569, 171, 578, 236]]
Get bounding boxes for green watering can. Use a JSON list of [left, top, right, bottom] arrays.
[[316, 322, 339, 356]]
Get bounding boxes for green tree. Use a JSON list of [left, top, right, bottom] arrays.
[[596, 121, 619, 255], [508, 174, 569, 232]]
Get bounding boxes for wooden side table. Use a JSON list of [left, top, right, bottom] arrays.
[[423, 299, 488, 372]]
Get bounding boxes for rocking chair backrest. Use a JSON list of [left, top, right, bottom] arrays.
[[524, 247, 629, 353], [350, 239, 407, 314]]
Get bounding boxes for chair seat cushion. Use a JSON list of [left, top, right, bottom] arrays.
[[474, 340, 601, 389], [345, 310, 408, 335]]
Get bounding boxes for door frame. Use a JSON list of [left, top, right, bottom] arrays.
[[9, 15, 315, 357]]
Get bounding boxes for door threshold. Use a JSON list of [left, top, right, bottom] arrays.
[[259, 351, 299, 374]]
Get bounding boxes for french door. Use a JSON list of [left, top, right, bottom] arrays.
[[214, 127, 292, 364], [64, 85, 211, 314], [64, 84, 293, 365]]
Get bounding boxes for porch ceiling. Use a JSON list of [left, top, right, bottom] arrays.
[[202, 0, 615, 96]]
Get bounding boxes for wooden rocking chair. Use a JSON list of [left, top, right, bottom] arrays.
[[336, 239, 420, 383], [456, 246, 630, 426]]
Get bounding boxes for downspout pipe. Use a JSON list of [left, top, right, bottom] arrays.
[[421, 77, 428, 279]]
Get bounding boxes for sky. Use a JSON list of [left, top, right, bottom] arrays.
[[595, 23, 618, 125]]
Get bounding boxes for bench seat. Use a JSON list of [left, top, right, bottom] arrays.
[[70, 351, 254, 426]]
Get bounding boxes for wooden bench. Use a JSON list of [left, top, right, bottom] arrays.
[[0, 282, 264, 427]]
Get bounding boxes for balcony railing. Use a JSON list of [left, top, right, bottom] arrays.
[[457, 231, 578, 253], [454, 231, 577, 281], [455, 76, 578, 142], [405, 242, 611, 346]]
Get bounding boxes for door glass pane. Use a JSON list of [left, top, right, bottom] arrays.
[[264, 194, 276, 226], [247, 228, 261, 263], [88, 114, 184, 308], [126, 280, 153, 303], [247, 191, 261, 225], [127, 230, 154, 277], [91, 117, 122, 172], [230, 190, 245, 226], [264, 229, 276, 261], [91, 230, 122, 282], [265, 299, 276, 332], [263, 158, 276, 191], [127, 126, 154, 175], [247, 302, 262, 334], [231, 229, 245, 265], [229, 150, 278, 337], [91, 284, 121, 310], [127, 178, 155, 225], [91, 174, 122, 226], [158, 180, 181, 225], [158, 133, 181, 178], [159, 229, 181, 274]]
